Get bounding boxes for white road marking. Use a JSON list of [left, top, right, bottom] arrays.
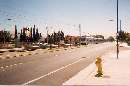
[[6, 55, 11, 58], [0, 56, 3, 58], [22, 58, 85, 85], [2, 69, 5, 71], [14, 64, 17, 66], [19, 63, 23, 65], [10, 65, 13, 67], [5, 66, 9, 68], [0, 67, 4, 69], [69, 51, 72, 52]]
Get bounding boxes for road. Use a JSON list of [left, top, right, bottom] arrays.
[[0, 42, 120, 85]]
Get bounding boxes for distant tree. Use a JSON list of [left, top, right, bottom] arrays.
[[126, 33, 130, 40], [48, 31, 65, 45], [23, 28, 27, 42], [60, 31, 64, 40], [14, 25, 18, 47], [33, 25, 36, 42], [19, 25, 42, 43], [35, 28, 40, 42], [30, 27, 33, 42], [5, 31, 12, 42], [48, 35, 51, 44], [20, 29, 23, 42], [39, 33, 42, 38], [0, 30, 12, 43], [14, 25, 17, 39], [53, 32, 57, 44], [123, 32, 130, 44], [58, 31, 61, 42], [118, 30, 127, 42]]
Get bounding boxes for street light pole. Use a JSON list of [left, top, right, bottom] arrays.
[[120, 20, 122, 31], [15, 25, 18, 48], [117, 0, 119, 59], [79, 24, 81, 46], [46, 26, 48, 44]]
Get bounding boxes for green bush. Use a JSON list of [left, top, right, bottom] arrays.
[[127, 43, 130, 46]]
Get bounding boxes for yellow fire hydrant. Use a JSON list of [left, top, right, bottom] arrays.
[[95, 56, 103, 77]]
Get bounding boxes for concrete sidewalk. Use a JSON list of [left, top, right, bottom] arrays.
[[63, 50, 130, 85]]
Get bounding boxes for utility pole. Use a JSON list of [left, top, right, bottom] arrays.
[[120, 20, 122, 31], [117, 0, 119, 59], [15, 25, 18, 48], [79, 24, 81, 46], [46, 26, 48, 44]]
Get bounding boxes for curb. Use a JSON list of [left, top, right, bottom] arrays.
[[63, 62, 96, 85]]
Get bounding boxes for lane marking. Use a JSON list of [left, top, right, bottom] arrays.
[[10, 65, 13, 67], [5, 66, 9, 68], [0, 56, 3, 58], [19, 63, 23, 65], [22, 58, 85, 85], [14, 64, 17, 66], [69, 51, 72, 52], [0, 67, 4, 69], [2, 69, 5, 71]]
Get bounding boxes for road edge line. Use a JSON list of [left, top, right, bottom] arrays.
[[22, 58, 85, 85]]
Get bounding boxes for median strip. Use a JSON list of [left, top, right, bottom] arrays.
[[0, 62, 23, 70]]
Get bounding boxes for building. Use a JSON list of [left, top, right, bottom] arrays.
[[81, 35, 105, 44]]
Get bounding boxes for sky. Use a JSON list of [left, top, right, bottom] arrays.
[[0, 0, 129, 37]]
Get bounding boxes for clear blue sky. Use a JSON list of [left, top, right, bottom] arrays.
[[0, 0, 129, 37]]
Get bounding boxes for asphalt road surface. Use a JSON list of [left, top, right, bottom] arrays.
[[0, 42, 122, 85]]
